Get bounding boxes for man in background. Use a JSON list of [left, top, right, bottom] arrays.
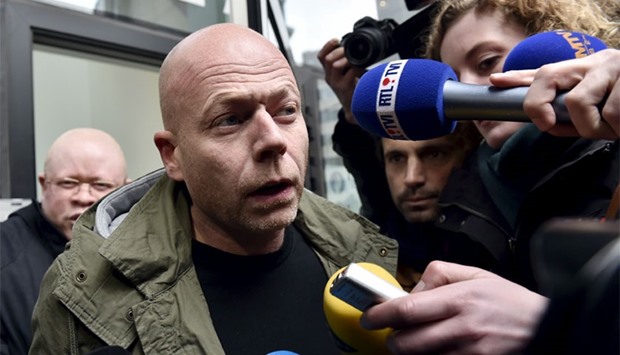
[[377, 126, 487, 288], [1, 127, 128, 355], [318, 39, 495, 290]]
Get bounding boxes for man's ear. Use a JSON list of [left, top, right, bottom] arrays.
[[37, 174, 47, 191], [154, 131, 184, 181]]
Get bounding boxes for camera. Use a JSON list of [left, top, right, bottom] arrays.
[[341, 17, 399, 68], [340, 1, 439, 68]]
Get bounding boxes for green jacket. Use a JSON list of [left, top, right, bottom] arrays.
[[29, 169, 398, 354]]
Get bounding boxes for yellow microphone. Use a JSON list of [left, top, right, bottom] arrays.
[[323, 262, 408, 354]]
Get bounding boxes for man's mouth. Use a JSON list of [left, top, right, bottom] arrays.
[[406, 196, 435, 203], [401, 192, 438, 204], [251, 182, 291, 196]]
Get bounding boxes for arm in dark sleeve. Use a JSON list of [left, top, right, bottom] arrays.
[[332, 108, 392, 227]]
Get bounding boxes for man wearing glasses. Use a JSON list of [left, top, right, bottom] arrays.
[[0, 127, 129, 355]]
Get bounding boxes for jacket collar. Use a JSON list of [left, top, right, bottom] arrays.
[[89, 169, 194, 298]]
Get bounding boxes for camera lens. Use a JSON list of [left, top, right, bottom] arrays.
[[342, 27, 392, 68]]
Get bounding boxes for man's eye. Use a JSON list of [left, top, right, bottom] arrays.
[[216, 115, 242, 127], [58, 180, 79, 189], [277, 106, 297, 116], [386, 154, 404, 163], [423, 150, 448, 160], [91, 182, 116, 191]]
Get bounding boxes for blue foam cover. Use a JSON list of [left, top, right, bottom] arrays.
[[352, 59, 458, 140], [503, 30, 608, 71]]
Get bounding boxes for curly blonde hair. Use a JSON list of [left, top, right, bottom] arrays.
[[423, 0, 619, 60]]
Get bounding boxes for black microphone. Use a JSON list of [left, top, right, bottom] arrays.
[[351, 31, 608, 140]]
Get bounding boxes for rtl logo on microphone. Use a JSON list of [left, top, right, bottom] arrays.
[[555, 30, 598, 58], [376, 60, 410, 140]]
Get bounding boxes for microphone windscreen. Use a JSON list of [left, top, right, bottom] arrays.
[[323, 262, 402, 355], [503, 30, 608, 71], [352, 59, 458, 140]]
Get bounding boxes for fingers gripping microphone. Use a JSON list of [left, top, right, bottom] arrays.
[[323, 262, 407, 355], [502, 30, 608, 124], [351, 31, 608, 140]]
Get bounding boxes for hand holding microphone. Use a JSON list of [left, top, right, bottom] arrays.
[[492, 49, 620, 139], [351, 31, 609, 140], [360, 261, 550, 355]]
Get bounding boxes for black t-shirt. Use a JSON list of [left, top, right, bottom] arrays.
[[192, 225, 340, 355]]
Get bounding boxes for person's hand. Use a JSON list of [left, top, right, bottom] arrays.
[[317, 38, 366, 125], [490, 49, 620, 139], [361, 261, 549, 354]]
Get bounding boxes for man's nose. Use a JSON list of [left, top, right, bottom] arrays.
[[251, 109, 288, 161], [403, 158, 426, 187], [72, 183, 99, 204]]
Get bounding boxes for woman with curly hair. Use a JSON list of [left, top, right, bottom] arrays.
[[424, 0, 619, 57], [360, 0, 619, 354], [423, 0, 618, 148]]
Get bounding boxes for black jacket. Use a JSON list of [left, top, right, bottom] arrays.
[[0, 202, 67, 355], [332, 111, 504, 276], [333, 112, 619, 290], [507, 132, 619, 289]]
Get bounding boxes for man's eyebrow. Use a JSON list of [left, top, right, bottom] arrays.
[[417, 142, 458, 154], [423, 140, 457, 148], [269, 84, 301, 101], [207, 84, 299, 105], [382, 146, 407, 157]]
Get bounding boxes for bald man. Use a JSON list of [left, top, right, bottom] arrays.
[[1, 128, 128, 355], [29, 24, 397, 354]]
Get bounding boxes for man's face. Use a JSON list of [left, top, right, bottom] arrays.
[[164, 57, 309, 240], [39, 149, 125, 239], [382, 136, 466, 223]]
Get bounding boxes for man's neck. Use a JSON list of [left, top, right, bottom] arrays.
[[192, 218, 286, 256]]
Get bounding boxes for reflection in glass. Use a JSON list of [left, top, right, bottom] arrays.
[[34, 0, 229, 33], [32, 44, 163, 198]]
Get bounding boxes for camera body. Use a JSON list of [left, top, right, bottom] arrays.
[[341, 1, 438, 68], [341, 17, 399, 68]]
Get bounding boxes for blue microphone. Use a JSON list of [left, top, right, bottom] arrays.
[[350, 31, 608, 140], [503, 30, 608, 71]]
